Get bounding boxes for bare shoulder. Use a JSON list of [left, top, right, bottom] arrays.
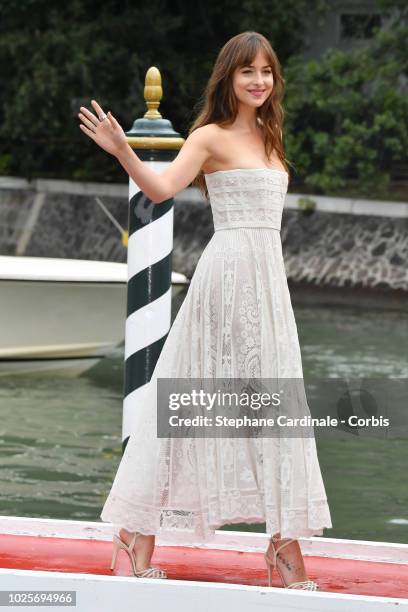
[[185, 125, 224, 165], [188, 123, 220, 142]]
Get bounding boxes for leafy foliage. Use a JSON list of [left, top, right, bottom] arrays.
[[284, 5, 408, 196], [0, 0, 406, 197], [0, 0, 328, 180]]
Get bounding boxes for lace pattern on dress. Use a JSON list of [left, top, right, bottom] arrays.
[[205, 170, 288, 232], [100, 170, 332, 543]]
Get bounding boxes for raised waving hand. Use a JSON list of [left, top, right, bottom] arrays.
[[77, 99, 211, 203], [78, 100, 128, 158]]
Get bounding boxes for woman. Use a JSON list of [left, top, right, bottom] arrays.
[[78, 31, 332, 590]]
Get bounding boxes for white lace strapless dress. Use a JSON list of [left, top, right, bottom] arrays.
[[100, 168, 333, 543]]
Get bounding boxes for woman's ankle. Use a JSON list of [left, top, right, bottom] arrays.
[[271, 532, 297, 544], [119, 528, 155, 543]]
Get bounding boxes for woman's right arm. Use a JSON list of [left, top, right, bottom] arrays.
[[79, 100, 212, 204], [116, 127, 212, 204]]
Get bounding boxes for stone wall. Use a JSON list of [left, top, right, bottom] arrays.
[[0, 180, 129, 263], [1, 177, 407, 307], [281, 209, 408, 292]]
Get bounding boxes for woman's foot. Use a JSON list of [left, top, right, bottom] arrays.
[[266, 532, 309, 586], [119, 528, 155, 572]]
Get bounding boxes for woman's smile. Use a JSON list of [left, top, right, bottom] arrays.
[[248, 89, 266, 97]]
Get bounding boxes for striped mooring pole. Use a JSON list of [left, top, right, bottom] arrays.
[[122, 66, 184, 453]]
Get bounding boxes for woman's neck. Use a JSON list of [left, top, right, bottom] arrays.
[[232, 104, 260, 134]]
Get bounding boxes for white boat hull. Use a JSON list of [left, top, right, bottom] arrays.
[[0, 256, 188, 375], [0, 278, 126, 354]]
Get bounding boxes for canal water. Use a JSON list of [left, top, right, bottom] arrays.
[[0, 292, 407, 544]]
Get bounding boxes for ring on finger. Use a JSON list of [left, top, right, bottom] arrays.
[[98, 112, 107, 121]]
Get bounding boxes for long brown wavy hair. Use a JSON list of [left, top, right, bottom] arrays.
[[189, 31, 290, 200]]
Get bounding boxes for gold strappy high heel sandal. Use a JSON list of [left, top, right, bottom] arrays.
[[110, 532, 167, 579], [264, 536, 318, 590]]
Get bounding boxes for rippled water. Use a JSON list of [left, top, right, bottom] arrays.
[[0, 295, 407, 544]]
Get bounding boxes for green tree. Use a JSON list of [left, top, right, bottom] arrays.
[[1, 0, 406, 198], [284, 1, 408, 196], [0, 0, 328, 180]]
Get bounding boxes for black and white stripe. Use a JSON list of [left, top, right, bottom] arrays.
[[122, 161, 174, 449]]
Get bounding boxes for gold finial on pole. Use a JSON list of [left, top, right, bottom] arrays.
[[126, 64, 184, 149], [143, 66, 162, 119]]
